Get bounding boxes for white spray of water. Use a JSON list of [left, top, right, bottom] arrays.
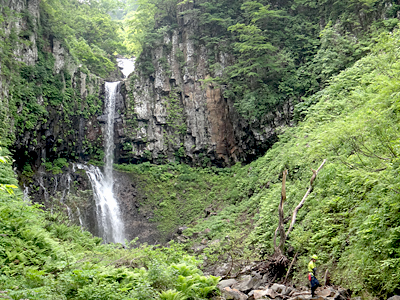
[[23, 186, 30, 202], [75, 82, 125, 244], [75, 163, 125, 243], [76, 207, 84, 232], [117, 58, 135, 78]]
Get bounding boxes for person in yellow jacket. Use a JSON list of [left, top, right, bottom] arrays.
[[308, 255, 320, 297]]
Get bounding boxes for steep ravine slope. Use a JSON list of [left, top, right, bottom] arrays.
[[116, 29, 400, 298], [115, 1, 291, 167], [0, 0, 106, 167], [0, 0, 110, 239]]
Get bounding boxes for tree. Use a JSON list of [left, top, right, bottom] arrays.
[[273, 159, 327, 255]]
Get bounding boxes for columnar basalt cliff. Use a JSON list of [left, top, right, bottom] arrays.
[[1, 0, 105, 170], [1, 0, 109, 238], [115, 2, 292, 167]]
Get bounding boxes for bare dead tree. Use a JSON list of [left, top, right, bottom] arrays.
[[284, 251, 298, 284], [273, 159, 327, 255]]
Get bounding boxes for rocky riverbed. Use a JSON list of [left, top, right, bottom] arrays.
[[215, 280, 351, 300]]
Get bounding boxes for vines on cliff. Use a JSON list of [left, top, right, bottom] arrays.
[[126, 0, 399, 125]]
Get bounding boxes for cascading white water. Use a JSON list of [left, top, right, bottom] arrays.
[[23, 186, 30, 202], [74, 59, 135, 243], [75, 82, 126, 244], [76, 163, 125, 243], [76, 207, 84, 232], [117, 58, 135, 78]]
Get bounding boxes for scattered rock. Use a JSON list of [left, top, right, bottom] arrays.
[[209, 260, 353, 300], [177, 226, 188, 234], [288, 295, 312, 300], [290, 291, 311, 298], [213, 263, 232, 277], [337, 288, 352, 300], [217, 279, 238, 290], [234, 275, 263, 293], [248, 289, 271, 300], [222, 287, 248, 300], [176, 235, 187, 243], [271, 283, 286, 293], [316, 287, 336, 298], [209, 239, 221, 246], [191, 244, 207, 253], [283, 287, 293, 296], [264, 289, 278, 299]]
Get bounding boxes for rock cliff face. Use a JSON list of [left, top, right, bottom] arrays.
[[26, 167, 162, 245], [115, 2, 292, 166], [0, 0, 105, 170], [2, 0, 291, 243]]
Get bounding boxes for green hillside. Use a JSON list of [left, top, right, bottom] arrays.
[[117, 29, 400, 298], [1, 0, 400, 299]]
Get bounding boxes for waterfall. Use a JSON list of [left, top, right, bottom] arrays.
[[23, 186, 30, 202], [75, 82, 126, 244], [117, 57, 135, 78], [76, 207, 84, 232]]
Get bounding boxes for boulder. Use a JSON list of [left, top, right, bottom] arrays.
[[265, 289, 278, 299], [176, 235, 187, 243], [388, 297, 400, 300], [271, 284, 287, 294], [288, 295, 312, 300], [283, 287, 294, 296], [203, 228, 211, 234], [337, 288, 352, 299], [249, 289, 276, 300], [213, 263, 232, 277], [235, 275, 263, 293], [217, 279, 238, 290], [289, 291, 311, 298], [177, 226, 187, 234], [317, 288, 336, 298], [221, 287, 248, 300], [191, 244, 207, 253]]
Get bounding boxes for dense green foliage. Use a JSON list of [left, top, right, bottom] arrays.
[[2, 0, 400, 298], [249, 30, 400, 297], [40, 0, 126, 77], [126, 0, 399, 123], [115, 162, 250, 237], [117, 29, 400, 298], [0, 163, 218, 299], [0, 2, 108, 168]]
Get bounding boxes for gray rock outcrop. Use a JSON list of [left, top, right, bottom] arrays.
[[115, 1, 292, 166]]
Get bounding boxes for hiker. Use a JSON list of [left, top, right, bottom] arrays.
[[308, 254, 320, 297]]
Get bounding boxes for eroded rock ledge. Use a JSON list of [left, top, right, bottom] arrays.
[[114, 1, 292, 167]]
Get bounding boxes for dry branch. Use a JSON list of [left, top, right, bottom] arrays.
[[274, 159, 327, 254], [284, 251, 298, 284]]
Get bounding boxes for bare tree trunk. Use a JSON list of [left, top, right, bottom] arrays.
[[274, 160, 327, 254], [274, 170, 287, 254], [284, 251, 298, 284]]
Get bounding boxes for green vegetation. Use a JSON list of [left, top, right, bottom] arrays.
[[0, 159, 219, 299], [115, 30, 400, 298], [1, 0, 400, 298], [115, 162, 249, 236], [40, 0, 126, 77], [0, 1, 107, 169], [126, 0, 398, 124]]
